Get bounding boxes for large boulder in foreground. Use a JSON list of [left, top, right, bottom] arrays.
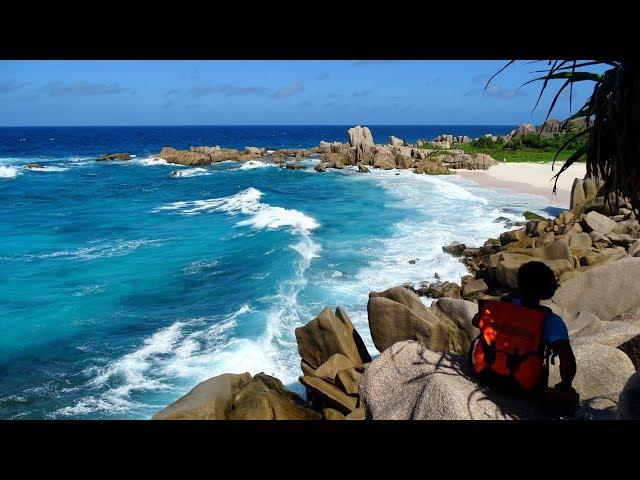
[[548, 342, 635, 419], [152, 373, 251, 420], [367, 287, 478, 355], [152, 372, 320, 420], [227, 373, 321, 420], [295, 306, 371, 376], [548, 258, 640, 321], [360, 341, 546, 420]]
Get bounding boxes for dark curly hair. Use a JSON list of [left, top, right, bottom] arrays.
[[517, 261, 558, 301]]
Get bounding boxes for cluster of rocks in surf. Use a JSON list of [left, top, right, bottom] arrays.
[[94, 125, 502, 175], [153, 166, 640, 421]]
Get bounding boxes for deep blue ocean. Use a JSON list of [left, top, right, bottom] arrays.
[[0, 125, 558, 419]]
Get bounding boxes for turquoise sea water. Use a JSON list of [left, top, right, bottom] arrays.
[[0, 126, 558, 419]]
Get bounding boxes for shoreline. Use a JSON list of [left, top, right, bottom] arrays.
[[456, 162, 587, 208]]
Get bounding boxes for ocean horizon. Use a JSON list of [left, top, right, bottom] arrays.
[[0, 124, 555, 419]]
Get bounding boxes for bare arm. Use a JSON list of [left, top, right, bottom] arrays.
[[551, 339, 576, 389]]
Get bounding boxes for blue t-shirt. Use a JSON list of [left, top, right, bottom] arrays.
[[509, 297, 569, 345]]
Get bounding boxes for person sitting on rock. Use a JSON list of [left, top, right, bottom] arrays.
[[470, 261, 578, 417]]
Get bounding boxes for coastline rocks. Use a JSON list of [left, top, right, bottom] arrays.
[[389, 136, 404, 146], [540, 118, 562, 136], [548, 258, 640, 322], [581, 211, 617, 235], [191, 145, 220, 156], [443, 241, 466, 256], [548, 342, 635, 419], [158, 146, 212, 165], [357, 163, 370, 173], [295, 306, 371, 376], [367, 286, 477, 355], [314, 163, 327, 172], [153, 372, 320, 420], [461, 278, 488, 300], [295, 306, 370, 418], [227, 373, 321, 420], [96, 153, 131, 161], [509, 123, 536, 139], [618, 373, 640, 419], [395, 154, 413, 169], [25, 162, 45, 169], [441, 152, 497, 170], [347, 125, 374, 149], [372, 153, 395, 170], [153, 372, 251, 420], [361, 341, 546, 420]]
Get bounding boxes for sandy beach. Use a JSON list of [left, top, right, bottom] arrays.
[[457, 161, 587, 208]]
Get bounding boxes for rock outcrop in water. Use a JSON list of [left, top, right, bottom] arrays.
[[96, 153, 131, 161]]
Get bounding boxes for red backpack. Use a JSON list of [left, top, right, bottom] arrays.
[[470, 299, 551, 391]]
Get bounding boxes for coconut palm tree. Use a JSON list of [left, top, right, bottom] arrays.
[[488, 60, 639, 213]]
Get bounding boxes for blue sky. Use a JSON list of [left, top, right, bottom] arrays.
[[0, 60, 597, 126]]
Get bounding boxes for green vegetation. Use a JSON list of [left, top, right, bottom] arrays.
[[522, 211, 547, 221], [461, 129, 587, 163], [459, 143, 578, 163]]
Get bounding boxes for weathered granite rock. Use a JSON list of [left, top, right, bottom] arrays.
[[548, 258, 640, 321], [323, 408, 347, 420], [299, 375, 358, 414], [357, 163, 370, 173], [443, 241, 466, 256], [548, 342, 635, 419], [540, 118, 562, 136], [295, 306, 371, 375], [461, 278, 488, 299], [313, 353, 356, 384], [96, 153, 131, 161], [227, 373, 321, 420], [372, 153, 395, 170], [191, 145, 221, 156], [347, 125, 374, 148], [510, 123, 536, 139], [611, 305, 640, 323], [618, 373, 640, 419], [361, 341, 547, 420], [367, 287, 476, 355], [395, 154, 413, 169], [159, 147, 211, 165], [582, 211, 617, 234], [314, 163, 327, 172], [152, 372, 252, 420], [389, 136, 404, 146], [492, 252, 573, 288]]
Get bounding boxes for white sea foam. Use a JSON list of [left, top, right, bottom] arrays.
[[26, 165, 69, 172], [134, 156, 168, 166], [6, 238, 167, 262], [0, 164, 21, 178], [182, 258, 219, 276], [238, 160, 276, 170], [155, 187, 320, 233], [55, 306, 252, 417], [176, 167, 210, 177]]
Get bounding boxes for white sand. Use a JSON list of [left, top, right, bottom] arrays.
[[457, 162, 587, 208]]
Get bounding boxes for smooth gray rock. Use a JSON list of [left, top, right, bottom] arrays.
[[360, 341, 547, 420]]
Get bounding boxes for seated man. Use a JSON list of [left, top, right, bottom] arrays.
[[471, 261, 579, 417]]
